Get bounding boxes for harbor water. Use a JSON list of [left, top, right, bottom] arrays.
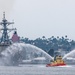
[[0, 65, 75, 75]]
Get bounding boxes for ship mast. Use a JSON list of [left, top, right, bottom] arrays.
[[0, 12, 16, 44]]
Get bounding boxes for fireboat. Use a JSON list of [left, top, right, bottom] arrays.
[[46, 55, 66, 67], [0, 12, 17, 52]]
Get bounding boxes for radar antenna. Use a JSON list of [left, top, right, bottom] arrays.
[[0, 12, 16, 44]]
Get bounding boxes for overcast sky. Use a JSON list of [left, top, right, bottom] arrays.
[[0, 0, 75, 40]]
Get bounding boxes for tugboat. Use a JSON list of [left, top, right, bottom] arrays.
[[46, 55, 66, 67], [0, 12, 16, 52]]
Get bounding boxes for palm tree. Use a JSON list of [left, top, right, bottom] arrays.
[[42, 36, 46, 40]]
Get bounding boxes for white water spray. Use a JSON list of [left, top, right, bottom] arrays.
[[63, 49, 75, 59], [0, 43, 53, 66]]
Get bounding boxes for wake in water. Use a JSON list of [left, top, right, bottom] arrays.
[[0, 43, 53, 66]]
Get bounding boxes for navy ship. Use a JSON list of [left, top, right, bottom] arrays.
[[0, 12, 19, 52]]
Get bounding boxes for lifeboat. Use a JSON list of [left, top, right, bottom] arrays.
[[46, 56, 66, 67]]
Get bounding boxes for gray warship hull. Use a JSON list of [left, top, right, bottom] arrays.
[[0, 44, 10, 53]]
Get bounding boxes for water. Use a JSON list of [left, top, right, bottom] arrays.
[[0, 65, 74, 75], [62, 49, 75, 64], [63, 49, 75, 59], [1, 42, 75, 66], [0, 43, 53, 66], [0, 43, 74, 75]]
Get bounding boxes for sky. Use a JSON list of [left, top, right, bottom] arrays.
[[0, 0, 75, 40]]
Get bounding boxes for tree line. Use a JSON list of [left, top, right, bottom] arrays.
[[20, 35, 75, 56]]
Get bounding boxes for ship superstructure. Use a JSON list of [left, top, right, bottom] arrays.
[[0, 12, 16, 52]]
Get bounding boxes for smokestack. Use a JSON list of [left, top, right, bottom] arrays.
[[12, 31, 20, 42]]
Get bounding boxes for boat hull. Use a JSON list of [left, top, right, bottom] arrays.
[[46, 63, 66, 67]]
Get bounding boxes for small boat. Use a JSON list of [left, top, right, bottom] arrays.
[[46, 55, 66, 67]]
